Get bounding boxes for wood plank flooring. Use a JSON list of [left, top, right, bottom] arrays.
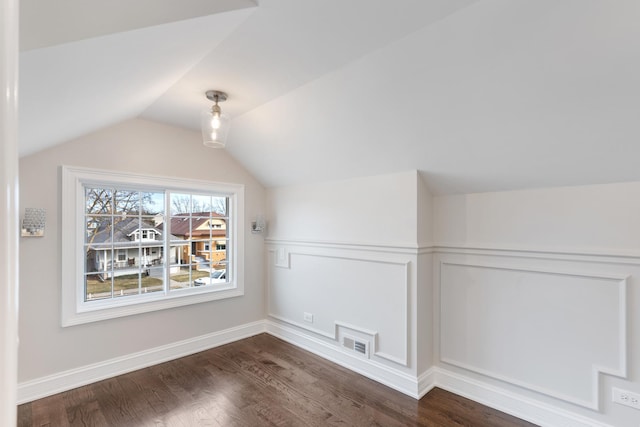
[[18, 333, 538, 426]]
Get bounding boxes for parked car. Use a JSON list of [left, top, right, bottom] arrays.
[[194, 269, 226, 286]]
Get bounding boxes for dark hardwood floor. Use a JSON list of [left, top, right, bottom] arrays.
[[18, 333, 537, 426]]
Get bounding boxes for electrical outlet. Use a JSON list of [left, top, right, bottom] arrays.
[[613, 388, 640, 410], [303, 312, 313, 323]]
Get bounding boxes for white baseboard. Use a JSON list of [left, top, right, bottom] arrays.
[[17, 320, 266, 404], [265, 319, 421, 398], [417, 367, 437, 398], [17, 320, 614, 427], [433, 367, 614, 427], [266, 320, 612, 427]]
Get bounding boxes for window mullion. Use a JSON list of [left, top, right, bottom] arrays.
[[138, 191, 142, 296], [164, 190, 170, 295]]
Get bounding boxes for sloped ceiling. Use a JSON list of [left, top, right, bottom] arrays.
[[19, 0, 640, 194]]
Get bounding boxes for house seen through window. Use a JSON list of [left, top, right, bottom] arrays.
[[84, 188, 230, 302]]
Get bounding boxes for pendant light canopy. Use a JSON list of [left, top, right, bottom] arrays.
[[201, 90, 230, 148]]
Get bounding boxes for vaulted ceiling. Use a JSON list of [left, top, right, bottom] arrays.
[[19, 0, 640, 194]]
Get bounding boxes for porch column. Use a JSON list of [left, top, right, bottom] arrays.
[[0, 0, 19, 424]]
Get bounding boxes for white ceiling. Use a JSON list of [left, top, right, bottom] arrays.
[[19, 0, 640, 194]]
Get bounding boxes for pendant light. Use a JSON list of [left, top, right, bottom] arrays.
[[201, 90, 230, 148]]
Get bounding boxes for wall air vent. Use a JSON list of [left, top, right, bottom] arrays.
[[354, 340, 367, 355], [343, 336, 355, 350], [342, 334, 369, 358]]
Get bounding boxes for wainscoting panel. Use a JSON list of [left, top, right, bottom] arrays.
[[438, 256, 628, 410], [267, 242, 411, 366]]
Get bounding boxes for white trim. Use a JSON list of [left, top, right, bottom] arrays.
[[267, 314, 410, 367], [433, 367, 616, 427], [334, 320, 378, 337], [273, 247, 290, 268], [63, 288, 245, 327], [262, 239, 631, 426], [433, 243, 640, 264], [17, 320, 266, 404], [265, 319, 421, 397], [18, 319, 419, 404], [267, 245, 411, 366], [16, 319, 617, 427], [265, 237, 421, 253], [267, 238, 640, 262], [417, 367, 437, 398], [264, 321, 612, 427], [438, 260, 629, 410], [60, 165, 245, 326], [0, 0, 19, 424], [441, 260, 630, 282], [268, 313, 335, 339]]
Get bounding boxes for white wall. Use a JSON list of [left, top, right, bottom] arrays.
[[433, 183, 640, 427], [266, 170, 420, 246], [18, 118, 266, 387], [433, 182, 640, 254], [265, 170, 434, 396], [417, 173, 434, 247], [416, 173, 434, 374]]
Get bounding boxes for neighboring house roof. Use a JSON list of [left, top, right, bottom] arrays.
[[160, 212, 227, 239], [87, 217, 174, 247]]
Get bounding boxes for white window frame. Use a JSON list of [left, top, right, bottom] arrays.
[[61, 165, 245, 327]]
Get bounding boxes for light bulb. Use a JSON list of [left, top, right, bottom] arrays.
[[210, 103, 222, 129], [211, 114, 221, 129], [210, 131, 218, 140]]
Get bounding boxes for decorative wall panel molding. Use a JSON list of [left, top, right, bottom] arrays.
[[267, 243, 411, 366], [273, 247, 290, 268], [438, 258, 628, 410]]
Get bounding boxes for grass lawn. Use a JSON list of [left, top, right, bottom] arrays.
[[171, 269, 210, 282], [86, 268, 218, 295], [86, 274, 162, 294]]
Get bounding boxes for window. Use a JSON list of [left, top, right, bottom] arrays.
[[62, 166, 244, 326]]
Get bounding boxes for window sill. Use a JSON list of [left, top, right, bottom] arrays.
[[63, 284, 243, 327]]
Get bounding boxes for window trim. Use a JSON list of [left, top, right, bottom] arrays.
[[61, 165, 245, 327]]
